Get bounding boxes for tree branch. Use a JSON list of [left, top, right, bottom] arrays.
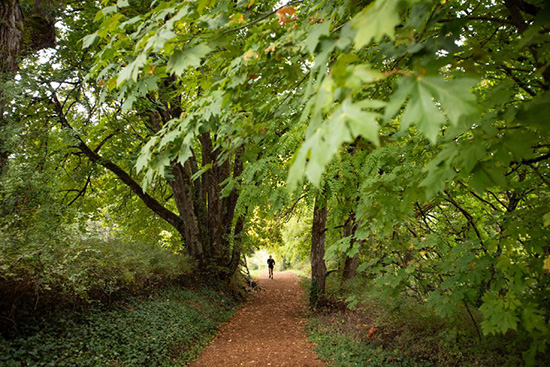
[[444, 191, 485, 247], [50, 92, 184, 232]]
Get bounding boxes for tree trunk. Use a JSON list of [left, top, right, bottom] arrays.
[[0, 0, 23, 177], [310, 194, 327, 306], [227, 212, 246, 276], [341, 212, 360, 285], [0, 0, 24, 74], [342, 250, 360, 282], [168, 162, 205, 265], [1, 0, 56, 177]]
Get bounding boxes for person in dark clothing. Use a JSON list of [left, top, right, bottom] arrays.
[[267, 255, 275, 279]]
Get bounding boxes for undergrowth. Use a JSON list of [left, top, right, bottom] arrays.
[[0, 286, 238, 367], [300, 276, 534, 367], [306, 313, 431, 367]]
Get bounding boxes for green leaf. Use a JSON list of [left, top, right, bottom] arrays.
[[136, 137, 158, 174], [167, 45, 212, 77], [82, 33, 99, 49], [345, 295, 359, 309], [305, 21, 330, 56], [384, 76, 414, 120], [386, 74, 479, 143], [480, 292, 520, 335], [101, 5, 118, 18], [522, 307, 546, 333], [121, 94, 137, 113], [421, 75, 479, 126], [341, 99, 380, 146], [401, 78, 446, 143], [287, 143, 308, 192], [191, 163, 212, 181], [470, 164, 506, 193], [352, 0, 400, 49], [117, 54, 147, 86]]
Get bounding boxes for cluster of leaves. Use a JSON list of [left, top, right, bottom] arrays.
[[0, 286, 237, 366]]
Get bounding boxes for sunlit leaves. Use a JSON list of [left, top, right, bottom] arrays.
[[342, 99, 380, 146], [305, 21, 330, 55], [352, 0, 401, 48], [288, 99, 382, 190], [81, 33, 99, 49]]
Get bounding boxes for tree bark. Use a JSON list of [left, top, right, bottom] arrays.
[[168, 162, 205, 264], [1, 0, 56, 177], [341, 213, 360, 285], [227, 212, 246, 276], [0, 0, 24, 177], [311, 194, 327, 305], [0, 0, 24, 74]]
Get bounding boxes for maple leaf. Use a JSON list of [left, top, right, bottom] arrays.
[[276, 6, 297, 26]]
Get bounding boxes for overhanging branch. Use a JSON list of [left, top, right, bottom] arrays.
[[50, 92, 184, 232]]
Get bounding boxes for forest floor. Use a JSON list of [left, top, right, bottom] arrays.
[[189, 271, 326, 367]]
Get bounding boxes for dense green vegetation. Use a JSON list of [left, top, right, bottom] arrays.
[[1, 286, 237, 366], [303, 275, 530, 367], [1, 0, 549, 365]]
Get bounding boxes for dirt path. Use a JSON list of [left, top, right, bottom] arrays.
[[189, 271, 326, 367]]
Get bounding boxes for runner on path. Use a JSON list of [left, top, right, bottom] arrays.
[[267, 255, 275, 279], [190, 271, 325, 367]]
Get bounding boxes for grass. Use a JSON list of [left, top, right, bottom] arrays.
[[0, 286, 238, 367]]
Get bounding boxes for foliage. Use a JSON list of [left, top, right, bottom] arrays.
[[306, 311, 431, 367], [2, 0, 550, 364], [326, 276, 525, 367], [0, 218, 195, 323], [0, 286, 237, 367]]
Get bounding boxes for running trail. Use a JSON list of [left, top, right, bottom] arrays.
[[189, 271, 326, 367]]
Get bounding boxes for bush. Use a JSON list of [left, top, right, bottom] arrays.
[[0, 225, 195, 327]]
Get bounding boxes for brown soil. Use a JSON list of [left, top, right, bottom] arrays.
[[189, 271, 326, 367]]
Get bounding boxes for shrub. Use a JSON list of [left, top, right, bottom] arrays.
[[0, 226, 195, 327]]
